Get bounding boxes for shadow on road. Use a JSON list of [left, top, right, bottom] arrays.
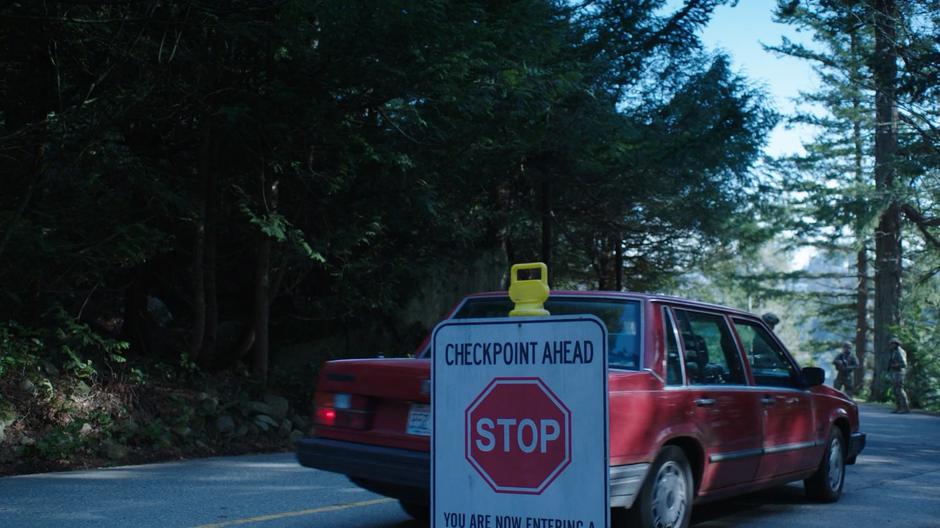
[[691, 484, 806, 525]]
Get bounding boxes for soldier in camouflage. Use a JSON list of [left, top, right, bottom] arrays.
[[888, 337, 910, 414], [833, 341, 858, 397]]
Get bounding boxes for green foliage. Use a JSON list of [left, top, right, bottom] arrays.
[[767, 0, 879, 250], [0, 0, 772, 344], [898, 257, 940, 409], [33, 420, 88, 461], [62, 349, 96, 381], [138, 420, 174, 450], [0, 324, 42, 380], [50, 309, 129, 380], [239, 204, 325, 263], [0, 0, 780, 469]]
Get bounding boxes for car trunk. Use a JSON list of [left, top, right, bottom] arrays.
[[311, 357, 662, 455], [311, 358, 431, 451]]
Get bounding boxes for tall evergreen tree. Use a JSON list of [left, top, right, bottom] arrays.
[[769, 0, 940, 400], [769, 0, 876, 389]]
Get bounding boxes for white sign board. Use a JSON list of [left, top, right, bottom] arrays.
[[432, 316, 609, 528]]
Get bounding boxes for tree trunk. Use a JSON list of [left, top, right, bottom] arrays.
[[188, 125, 210, 360], [850, 41, 868, 392], [203, 214, 218, 365], [201, 128, 219, 367], [504, 238, 515, 290], [189, 223, 206, 358], [614, 233, 623, 291], [252, 232, 272, 383], [492, 176, 513, 290], [854, 246, 868, 391], [869, 0, 901, 401], [593, 236, 613, 290], [0, 178, 35, 264], [540, 177, 553, 285], [121, 269, 149, 355], [251, 178, 279, 384], [872, 211, 901, 400]]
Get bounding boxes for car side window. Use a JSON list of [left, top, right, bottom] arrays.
[[673, 309, 746, 386], [733, 319, 801, 388], [663, 308, 683, 385]]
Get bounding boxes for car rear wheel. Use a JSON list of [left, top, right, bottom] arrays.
[[804, 427, 845, 502], [627, 446, 693, 528], [398, 500, 429, 525]]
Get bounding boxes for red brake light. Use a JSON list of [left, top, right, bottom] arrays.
[[313, 392, 372, 430], [315, 406, 336, 426]]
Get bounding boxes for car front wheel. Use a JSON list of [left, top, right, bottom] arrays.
[[805, 427, 845, 502], [627, 446, 693, 528]]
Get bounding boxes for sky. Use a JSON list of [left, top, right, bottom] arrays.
[[693, 0, 822, 268], [693, 0, 820, 157]]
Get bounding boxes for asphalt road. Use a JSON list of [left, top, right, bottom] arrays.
[[0, 403, 938, 528]]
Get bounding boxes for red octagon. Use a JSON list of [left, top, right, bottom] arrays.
[[465, 377, 571, 494]]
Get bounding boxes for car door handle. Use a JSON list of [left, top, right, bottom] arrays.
[[785, 397, 800, 405], [761, 396, 776, 405], [694, 397, 716, 407]]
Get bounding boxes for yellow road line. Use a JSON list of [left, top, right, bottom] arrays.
[[192, 497, 395, 528]]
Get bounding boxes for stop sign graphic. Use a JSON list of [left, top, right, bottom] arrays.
[[465, 377, 571, 494]]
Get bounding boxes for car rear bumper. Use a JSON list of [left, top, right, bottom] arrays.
[[296, 436, 648, 507], [296, 437, 429, 502], [847, 432, 866, 464]]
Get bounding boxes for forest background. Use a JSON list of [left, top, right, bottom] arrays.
[[1, 0, 938, 473]]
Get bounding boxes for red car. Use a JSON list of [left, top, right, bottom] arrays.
[[297, 291, 866, 527]]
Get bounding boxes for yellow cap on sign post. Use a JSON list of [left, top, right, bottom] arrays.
[[508, 262, 551, 317]]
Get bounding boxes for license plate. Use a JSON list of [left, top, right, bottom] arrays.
[[406, 403, 431, 436]]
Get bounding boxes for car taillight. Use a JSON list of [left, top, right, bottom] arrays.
[[313, 391, 373, 430], [315, 406, 336, 426]]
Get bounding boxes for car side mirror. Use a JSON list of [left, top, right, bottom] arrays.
[[802, 366, 825, 387]]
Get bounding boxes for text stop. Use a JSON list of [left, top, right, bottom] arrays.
[[475, 417, 561, 453]]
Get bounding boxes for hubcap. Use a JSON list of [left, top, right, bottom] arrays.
[[827, 437, 844, 491], [651, 461, 688, 528]]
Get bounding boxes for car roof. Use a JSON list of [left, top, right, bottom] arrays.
[[464, 290, 760, 320]]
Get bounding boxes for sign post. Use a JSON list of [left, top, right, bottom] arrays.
[[432, 263, 609, 528]]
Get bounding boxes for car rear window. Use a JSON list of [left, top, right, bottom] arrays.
[[446, 297, 642, 370]]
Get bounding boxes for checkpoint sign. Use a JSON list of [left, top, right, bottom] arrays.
[[432, 316, 609, 528]]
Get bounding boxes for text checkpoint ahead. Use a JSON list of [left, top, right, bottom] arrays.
[[432, 315, 609, 528]]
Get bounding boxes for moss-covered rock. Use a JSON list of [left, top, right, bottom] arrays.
[[254, 414, 278, 432], [263, 395, 289, 421], [242, 400, 274, 416], [102, 441, 128, 461], [215, 415, 235, 434]]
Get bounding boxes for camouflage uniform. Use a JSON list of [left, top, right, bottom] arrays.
[[888, 340, 909, 413], [833, 343, 858, 397]]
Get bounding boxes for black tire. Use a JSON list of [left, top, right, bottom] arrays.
[[627, 446, 694, 528], [398, 500, 429, 525], [805, 427, 845, 502]]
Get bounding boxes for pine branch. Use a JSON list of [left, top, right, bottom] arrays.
[[901, 203, 940, 250], [898, 110, 940, 156]]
